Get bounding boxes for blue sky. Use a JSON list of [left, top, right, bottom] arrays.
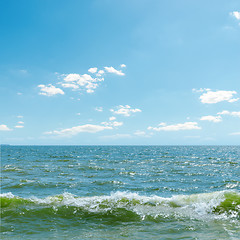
[[1, 0, 240, 145]]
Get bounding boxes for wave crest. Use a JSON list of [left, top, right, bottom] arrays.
[[1, 191, 239, 222]]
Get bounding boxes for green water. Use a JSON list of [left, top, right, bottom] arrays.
[[1, 146, 240, 239]]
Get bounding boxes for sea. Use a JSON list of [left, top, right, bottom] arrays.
[[1, 145, 240, 240]]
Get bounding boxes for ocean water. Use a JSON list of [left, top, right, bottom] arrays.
[[1, 145, 240, 240]]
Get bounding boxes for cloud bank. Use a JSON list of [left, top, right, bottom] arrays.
[[45, 124, 112, 137], [148, 122, 201, 131], [196, 89, 239, 104], [217, 110, 240, 118], [38, 65, 126, 96], [110, 105, 142, 117], [38, 84, 65, 96], [200, 115, 222, 123], [0, 124, 12, 131], [104, 66, 125, 76], [230, 11, 240, 20]]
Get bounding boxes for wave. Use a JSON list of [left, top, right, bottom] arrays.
[[1, 191, 240, 222]]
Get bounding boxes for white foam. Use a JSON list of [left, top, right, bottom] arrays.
[[1, 190, 239, 221], [0, 192, 15, 198]]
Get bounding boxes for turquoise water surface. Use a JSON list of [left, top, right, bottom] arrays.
[[1, 146, 240, 239]]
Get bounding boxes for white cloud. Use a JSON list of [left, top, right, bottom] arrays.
[[60, 73, 104, 94], [44, 124, 112, 137], [38, 84, 64, 96], [17, 92, 22, 95], [102, 130, 151, 140], [104, 66, 125, 76], [110, 105, 142, 117], [44, 65, 125, 96], [227, 111, 240, 117], [0, 124, 12, 131], [63, 73, 81, 82], [192, 88, 211, 93], [88, 67, 98, 74], [15, 125, 24, 128], [109, 116, 116, 121], [76, 74, 93, 86], [120, 64, 126, 68], [18, 121, 24, 124], [217, 110, 240, 118], [61, 83, 79, 89], [199, 89, 239, 104], [200, 115, 222, 123], [134, 130, 151, 137], [230, 11, 240, 20], [17, 115, 23, 118], [95, 107, 103, 112], [230, 132, 240, 135], [76, 113, 81, 116], [96, 70, 105, 77], [85, 82, 99, 93], [148, 122, 201, 131], [101, 121, 123, 127], [112, 121, 123, 127], [217, 110, 230, 115], [134, 130, 146, 136], [86, 89, 94, 93]]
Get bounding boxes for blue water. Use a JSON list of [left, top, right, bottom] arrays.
[[1, 146, 240, 239]]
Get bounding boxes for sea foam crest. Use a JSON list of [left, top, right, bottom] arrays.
[[1, 190, 239, 221]]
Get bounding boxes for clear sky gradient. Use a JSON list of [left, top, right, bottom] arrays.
[[1, 0, 240, 145]]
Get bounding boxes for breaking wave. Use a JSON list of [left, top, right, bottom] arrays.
[[1, 190, 240, 222]]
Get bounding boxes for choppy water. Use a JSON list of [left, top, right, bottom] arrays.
[[1, 146, 240, 239]]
